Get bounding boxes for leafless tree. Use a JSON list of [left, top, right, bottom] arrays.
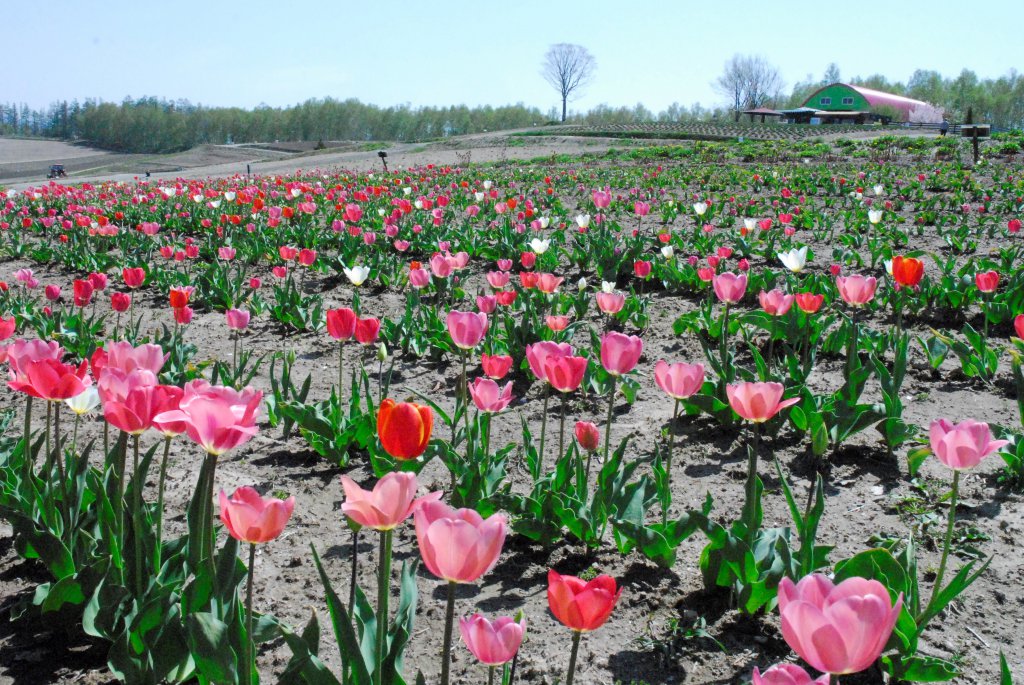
[[541, 44, 596, 122], [713, 54, 785, 120]]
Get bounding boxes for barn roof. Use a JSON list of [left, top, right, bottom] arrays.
[[803, 83, 932, 118]]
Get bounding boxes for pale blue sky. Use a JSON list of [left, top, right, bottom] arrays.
[[7, 0, 1020, 112]]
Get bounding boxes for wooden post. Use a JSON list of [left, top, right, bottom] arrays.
[[972, 128, 980, 165]]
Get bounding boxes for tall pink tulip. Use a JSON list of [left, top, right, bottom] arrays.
[[654, 361, 704, 482], [415, 500, 507, 685], [836, 275, 877, 307], [154, 380, 262, 457], [778, 574, 902, 676], [446, 310, 487, 350], [759, 289, 795, 316], [341, 472, 441, 531], [599, 332, 642, 376], [468, 378, 513, 413], [727, 381, 798, 423]]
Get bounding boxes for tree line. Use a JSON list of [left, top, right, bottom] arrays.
[[1, 65, 1020, 154]]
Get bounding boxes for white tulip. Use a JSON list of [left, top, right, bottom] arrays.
[[868, 209, 883, 224], [65, 386, 100, 416], [474, 192, 485, 202], [290, 188, 301, 199], [577, 277, 587, 291], [377, 208, 387, 216], [743, 218, 757, 231], [160, 187, 176, 197], [483, 180, 493, 190], [224, 191, 236, 202], [343, 265, 371, 286], [778, 246, 808, 273], [209, 200, 221, 209], [661, 245, 675, 260], [873, 184, 884, 196], [884, 259, 893, 276], [192, 194, 203, 203], [575, 214, 591, 228], [414, 200, 424, 210], [403, 187, 412, 196], [537, 217, 550, 229], [529, 238, 550, 254], [693, 202, 708, 216], [601, 281, 616, 293]]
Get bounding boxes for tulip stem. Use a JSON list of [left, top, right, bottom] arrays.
[[743, 423, 761, 549], [202, 452, 218, 564], [538, 389, 550, 476], [460, 351, 470, 439], [719, 302, 731, 393], [925, 469, 959, 619], [338, 342, 345, 405], [349, 528, 359, 611], [440, 580, 456, 685], [245, 542, 256, 685], [603, 376, 618, 468], [565, 630, 582, 685], [23, 396, 32, 473], [155, 434, 172, 569], [375, 529, 393, 685], [44, 401, 52, 481], [132, 433, 144, 598], [54, 404, 70, 544], [488, 666, 495, 685], [558, 393, 567, 461]]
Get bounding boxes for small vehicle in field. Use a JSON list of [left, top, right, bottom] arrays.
[[47, 164, 67, 179]]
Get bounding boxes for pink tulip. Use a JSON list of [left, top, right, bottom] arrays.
[[777, 574, 902, 676], [93, 341, 167, 378], [459, 613, 526, 667], [8, 358, 91, 401], [5, 339, 62, 377], [414, 500, 506, 583], [759, 289, 795, 316], [1015, 314, 1024, 340], [928, 418, 1008, 470], [486, 271, 510, 289], [525, 341, 575, 382], [712, 272, 747, 304], [543, 355, 588, 393], [218, 486, 294, 544], [408, 268, 431, 288], [600, 332, 643, 376], [226, 308, 250, 331], [341, 472, 442, 531], [446, 310, 488, 350], [218, 247, 236, 261], [468, 378, 513, 413], [430, 253, 453, 278], [153, 380, 262, 456], [653, 361, 704, 400], [596, 291, 626, 315], [103, 383, 181, 435], [836, 275, 877, 307], [476, 295, 497, 314], [726, 382, 798, 423], [751, 663, 829, 685]]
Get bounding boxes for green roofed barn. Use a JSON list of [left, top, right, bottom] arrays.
[[782, 83, 943, 125]]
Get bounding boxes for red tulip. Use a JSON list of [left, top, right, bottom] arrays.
[[168, 285, 194, 309], [326, 307, 357, 340], [354, 317, 381, 345], [173, 306, 194, 325], [480, 354, 512, 379], [111, 292, 131, 313], [298, 248, 317, 266], [892, 256, 924, 289], [574, 421, 600, 452], [377, 398, 433, 459], [45, 284, 61, 301], [218, 486, 294, 544], [599, 332, 642, 376], [976, 270, 999, 293], [633, 260, 652, 279], [122, 267, 145, 288], [1014, 314, 1024, 339], [278, 245, 298, 261], [795, 292, 824, 314], [547, 569, 621, 632], [73, 279, 94, 307]]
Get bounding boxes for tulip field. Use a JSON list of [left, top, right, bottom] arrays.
[[1, 136, 1024, 685]]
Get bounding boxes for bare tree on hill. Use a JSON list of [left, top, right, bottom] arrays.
[[542, 43, 596, 123], [713, 54, 784, 120]]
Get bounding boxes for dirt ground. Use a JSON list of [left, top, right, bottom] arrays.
[[1, 137, 1021, 685]]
